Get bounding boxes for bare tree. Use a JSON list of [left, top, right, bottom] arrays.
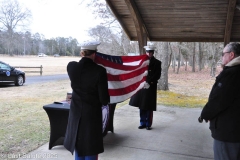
[[176, 43, 182, 74], [157, 42, 169, 90], [88, 25, 121, 55], [171, 43, 177, 72], [88, 25, 112, 42], [87, 0, 130, 56], [154, 42, 169, 90], [168, 42, 173, 69], [192, 42, 196, 72], [87, 0, 118, 28], [209, 43, 217, 77], [207, 43, 223, 77], [198, 42, 204, 71], [0, 0, 32, 55]]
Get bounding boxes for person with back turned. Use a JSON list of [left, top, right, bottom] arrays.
[[129, 45, 161, 130], [64, 41, 110, 160], [199, 42, 240, 160]]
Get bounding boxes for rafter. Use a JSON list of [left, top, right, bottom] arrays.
[[224, 0, 237, 46], [124, 0, 149, 54], [107, 0, 240, 47]]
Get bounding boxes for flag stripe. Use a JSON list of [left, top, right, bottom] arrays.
[[108, 70, 148, 89], [123, 60, 142, 66], [121, 55, 148, 62], [107, 66, 148, 81], [108, 76, 146, 96], [110, 81, 145, 103], [95, 52, 149, 103], [102, 60, 149, 76]]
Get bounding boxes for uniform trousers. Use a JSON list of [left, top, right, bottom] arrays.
[[140, 109, 153, 127], [75, 151, 98, 160], [213, 139, 240, 160]]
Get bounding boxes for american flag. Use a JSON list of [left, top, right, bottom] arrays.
[[95, 52, 149, 103]]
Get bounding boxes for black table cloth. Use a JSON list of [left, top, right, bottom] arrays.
[[43, 103, 116, 150]]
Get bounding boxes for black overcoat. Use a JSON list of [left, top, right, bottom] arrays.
[[129, 56, 161, 111], [200, 57, 240, 142], [64, 57, 110, 156]]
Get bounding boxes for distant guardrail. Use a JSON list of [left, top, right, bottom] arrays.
[[14, 65, 43, 76]]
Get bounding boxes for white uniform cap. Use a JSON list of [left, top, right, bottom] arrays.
[[144, 45, 156, 51], [80, 41, 101, 50]]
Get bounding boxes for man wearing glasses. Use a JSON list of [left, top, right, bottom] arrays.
[[199, 42, 240, 160]]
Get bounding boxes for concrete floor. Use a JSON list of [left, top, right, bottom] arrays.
[[18, 104, 214, 160]]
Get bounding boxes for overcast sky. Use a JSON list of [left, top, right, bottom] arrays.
[[18, 0, 102, 42]]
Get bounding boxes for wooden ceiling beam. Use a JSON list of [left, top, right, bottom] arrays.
[[224, 0, 237, 46], [106, 0, 132, 40], [124, 0, 149, 54], [130, 37, 224, 42]]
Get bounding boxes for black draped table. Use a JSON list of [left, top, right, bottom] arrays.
[[43, 103, 116, 150]]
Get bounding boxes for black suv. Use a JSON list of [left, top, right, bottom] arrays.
[[0, 61, 25, 86]]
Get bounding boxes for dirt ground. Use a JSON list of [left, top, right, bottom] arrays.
[[168, 66, 222, 98]]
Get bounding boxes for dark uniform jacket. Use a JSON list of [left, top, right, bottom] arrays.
[[129, 56, 162, 111], [201, 56, 240, 142], [64, 57, 110, 155]]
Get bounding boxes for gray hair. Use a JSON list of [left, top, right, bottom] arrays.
[[225, 42, 240, 57]]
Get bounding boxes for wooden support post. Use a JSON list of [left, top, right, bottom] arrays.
[[224, 0, 237, 46], [40, 65, 43, 76], [138, 32, 147, 54], [125, 0, 149, 54]]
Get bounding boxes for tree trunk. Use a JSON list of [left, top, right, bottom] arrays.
[[192, 42, 196, 72], [158, 42, 169, 90], [210, 62, 216, 77], [176, 46, 181, 74], [198, 42, 204, 71], [168, 42, 173, 69], [172, 51, 176, 72], [185, 56, 188, 71], [210, 43, 218, 77]]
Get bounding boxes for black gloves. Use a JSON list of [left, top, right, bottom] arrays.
[[198, 116, 208, 123], [198, 116, 203, 123]]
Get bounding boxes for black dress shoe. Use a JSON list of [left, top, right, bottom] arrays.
[[138, 125, 146, 129], [146, 127, 151, 130]]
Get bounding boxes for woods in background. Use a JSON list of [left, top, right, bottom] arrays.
[[0, 0, 224, 91]]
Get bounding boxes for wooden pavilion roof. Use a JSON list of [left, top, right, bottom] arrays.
[[106, 0, 240, 52]]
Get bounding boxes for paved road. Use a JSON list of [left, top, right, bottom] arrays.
[[25, 74, 69, 85], [0, 74, 69, 87]]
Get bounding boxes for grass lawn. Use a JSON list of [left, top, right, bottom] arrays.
[[0, 80, 72, 156]]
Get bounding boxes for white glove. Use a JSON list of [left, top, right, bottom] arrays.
[[143, 82, 150, 89]]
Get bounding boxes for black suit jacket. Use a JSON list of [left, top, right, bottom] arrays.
[[129, 56, 162, 111], [64, 57, 110, 155], [201, 62, 240, 142]]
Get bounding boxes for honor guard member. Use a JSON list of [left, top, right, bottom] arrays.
[[64, 41, 110, 160], [129, 45, 162, 130]]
